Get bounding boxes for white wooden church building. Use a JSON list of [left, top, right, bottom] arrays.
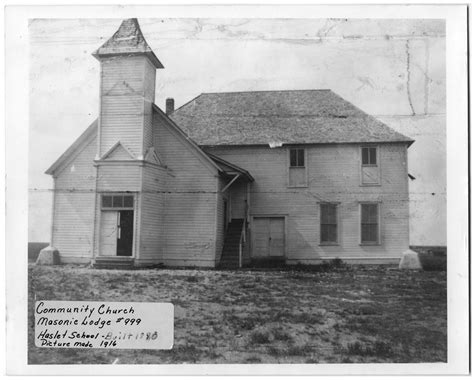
[[43, 19, 414, 268]]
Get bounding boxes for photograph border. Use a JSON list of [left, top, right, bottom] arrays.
[[5, 3, 469, 376]]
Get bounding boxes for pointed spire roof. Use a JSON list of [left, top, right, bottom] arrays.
[[92, 18, 163, 68]]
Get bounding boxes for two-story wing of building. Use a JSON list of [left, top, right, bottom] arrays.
[[43, 18, 414, 268]]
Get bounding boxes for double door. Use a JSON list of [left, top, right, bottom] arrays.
[[252, 217, 285, 258]]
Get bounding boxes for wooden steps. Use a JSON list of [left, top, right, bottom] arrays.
[[93, 256, 134, 269], [218, 219, 244, 269]]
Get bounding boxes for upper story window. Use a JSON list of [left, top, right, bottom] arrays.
[[288, 148, 307, 187], [361, 146, 380, 185], [290, 148, 305, 167], [362, 147, 377, 166], [102, 194, 134, 210]]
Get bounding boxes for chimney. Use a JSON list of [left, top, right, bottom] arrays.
[[166, 98, 175, 115]]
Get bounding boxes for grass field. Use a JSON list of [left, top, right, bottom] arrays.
[[28, 263, 446, 364]]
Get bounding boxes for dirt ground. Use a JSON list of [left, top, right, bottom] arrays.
[[28, 263, 446, 364]]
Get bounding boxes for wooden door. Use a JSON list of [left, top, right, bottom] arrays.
[[252, 217, 285, 258], [99, 211, 118, 256], [269, 218, 285, 256], [117, 210, 134, 257], [253, 218, 269, 257]]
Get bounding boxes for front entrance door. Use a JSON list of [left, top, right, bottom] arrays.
[[99, 210, 134, 257], [99, 211, 118, 256], [117, 210, 134, 256], [252, 217, 285, 258]]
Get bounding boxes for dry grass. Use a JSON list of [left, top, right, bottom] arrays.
[[28, 264, 446, 364]]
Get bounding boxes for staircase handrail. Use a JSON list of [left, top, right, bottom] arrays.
[[238, 219, 246, 268]]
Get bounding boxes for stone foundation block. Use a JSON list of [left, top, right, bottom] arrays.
[[399, 249, 422, 270], [36, 246, 60, 265]]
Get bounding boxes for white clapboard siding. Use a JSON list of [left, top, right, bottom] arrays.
[[142, 164, 167, 192], [215, 178, 227, 261], [97, 165, 141, 192], [142, 59, 156, 151], [142, 100, 154, 152], [55, 135, 97, 190], [138, 192, 164, 263], [160, 193, 217, 266], [150, 113, 220, 266], [53, 192, 96, 259], [100, 95, 144, 157], [137, 165, 166, 263], [52, 136, 97, 259], [154, 116, 218, 192], [100, 57, 147, 92], [99, 56, 152, 157], [206, 143, 409, 262], [143, 59, 156, 102]]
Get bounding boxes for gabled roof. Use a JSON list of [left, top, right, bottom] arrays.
[[45, 119, 98, 175], [100, 140, 135, 160], [46, 106, 227, 178], [206, 152, 254, 182], [92, 18, 163, 69], [170, 90, 414, 147], [151, 104, 223, 175]]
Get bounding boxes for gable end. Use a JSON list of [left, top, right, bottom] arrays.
[[45, 120, 98, 176], [152, 104, 222, 176]]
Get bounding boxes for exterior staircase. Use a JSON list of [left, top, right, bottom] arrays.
[[93, 256, 134, 269], [218, 219, 244, 269]]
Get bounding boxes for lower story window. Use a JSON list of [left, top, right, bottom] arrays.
[[320, 203, 338, 244], [361, 203, 379, 244]]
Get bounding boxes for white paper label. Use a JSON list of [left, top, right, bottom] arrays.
[[35, 301, 174, 349]]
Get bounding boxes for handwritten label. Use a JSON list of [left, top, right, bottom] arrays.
[[35, 301, 173, 349]]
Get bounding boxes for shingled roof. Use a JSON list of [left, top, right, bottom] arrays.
[[170, 90, 414, 147], [92, 18, 163, 68]]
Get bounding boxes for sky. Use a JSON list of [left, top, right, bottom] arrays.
[[28, 18, 446, 245]]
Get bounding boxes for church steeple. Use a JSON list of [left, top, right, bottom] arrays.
[[94, 18, 162, 158], [93, 18, 163, 69]]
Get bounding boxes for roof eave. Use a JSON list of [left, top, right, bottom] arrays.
[[200, 139, 415, 148], [92, 51, 164, 69], [207, 152, 254, 182]]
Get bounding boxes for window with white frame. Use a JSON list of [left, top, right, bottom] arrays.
[[320, 203, 338, 244], [289, 148, 306, 187], [360, 203, 380, 244]]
